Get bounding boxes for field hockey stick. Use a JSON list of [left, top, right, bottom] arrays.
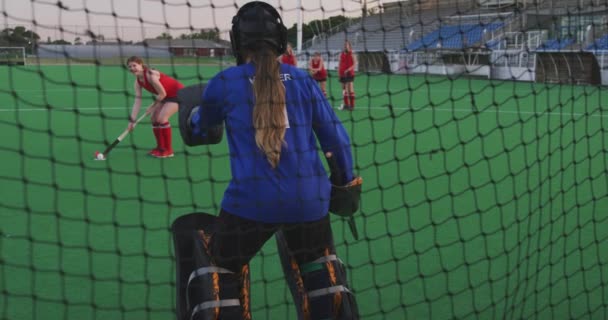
[[94, 113, 148, 161]]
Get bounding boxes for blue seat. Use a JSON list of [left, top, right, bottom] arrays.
[[586, 35, 608, 50], [406, 22, 504, 51], [537, 38, 574, 51]]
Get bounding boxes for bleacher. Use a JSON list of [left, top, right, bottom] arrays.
[[531, 0, 608, 14], [535, 38, 575, 51], [305, 5, 464, 53], [303, 0, 607, 55], [301, 0, 608, 84], [586, 35, 608, 50], [406, 22, 504, 51], [485, 38, 502, 49], [306, 9, 415, 52]]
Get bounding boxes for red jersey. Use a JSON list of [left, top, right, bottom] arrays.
[[137, 68, 184, 98], [339, 51, 355, 77], [311, 59, 327, 80], [281, 53, 297, 66]]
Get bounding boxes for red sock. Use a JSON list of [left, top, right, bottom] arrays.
[[165, 126, 173, 152], [343, 91, 349, 106], [152, 123, 161, 150], [159, 122, 172, 152], [349, 93, 356, 109]]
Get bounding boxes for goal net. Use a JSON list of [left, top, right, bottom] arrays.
[[1, 1, 607, 320]]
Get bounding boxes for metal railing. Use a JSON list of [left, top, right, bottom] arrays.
[[490, 49, 536, 68]]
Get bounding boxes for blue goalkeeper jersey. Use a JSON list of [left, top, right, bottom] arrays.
[[191, 62, 354, 223]]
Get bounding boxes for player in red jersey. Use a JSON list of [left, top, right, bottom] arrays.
[[338, 40, 357, 111], [279, 42, 297, 66], [126, 56, 185, 158], [309, 51, 328, 96]]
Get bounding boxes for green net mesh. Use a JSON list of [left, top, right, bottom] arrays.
[[1, 0, 607, 319]]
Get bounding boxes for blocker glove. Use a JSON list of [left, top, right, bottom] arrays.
[[177, 84, 223, 146], [325, 152, 362, 240]]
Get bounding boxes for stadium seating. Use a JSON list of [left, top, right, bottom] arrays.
[[586, 35, 608, 50], [305, 6, 463, 53], [405, 22, 504, 51], [535, 38, 574, 51], [485, 38, 502, 49]]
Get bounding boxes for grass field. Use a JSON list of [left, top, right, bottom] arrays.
[[1, 63, 608, 320]]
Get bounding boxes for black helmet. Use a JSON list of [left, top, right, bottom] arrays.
[[230, 1, 288, 65]]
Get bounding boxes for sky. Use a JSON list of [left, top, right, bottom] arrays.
[[0, 0, 370, 42]]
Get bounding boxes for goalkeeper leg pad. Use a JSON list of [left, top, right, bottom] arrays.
[[188, 266, 242, 320], [301, 253, 359, 320], [171, 213, 250, 320], [276, 231, 309, 320], [276, 232, 359, 320]]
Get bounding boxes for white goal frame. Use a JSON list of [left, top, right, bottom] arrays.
[[0, 47, 26, 65]]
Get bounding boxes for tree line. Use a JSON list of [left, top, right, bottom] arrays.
[[0, 26, 40, 54], [2, 15, 355, 52], [285, 15, 353, 46]]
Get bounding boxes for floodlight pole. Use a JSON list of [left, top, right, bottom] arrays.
[[297, 0, 303, 53]]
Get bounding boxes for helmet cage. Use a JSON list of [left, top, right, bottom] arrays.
[[230, 1, 288, 65]]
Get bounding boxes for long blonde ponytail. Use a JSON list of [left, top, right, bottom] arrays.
[[250, 45, 287, 168]]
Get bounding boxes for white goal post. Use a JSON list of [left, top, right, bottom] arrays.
[[0, 47, 26, 65]]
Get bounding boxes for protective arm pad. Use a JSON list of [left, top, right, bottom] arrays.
[[178, 84, 223, 146]]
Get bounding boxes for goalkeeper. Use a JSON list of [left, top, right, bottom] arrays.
[[175, 2, 361, 319]]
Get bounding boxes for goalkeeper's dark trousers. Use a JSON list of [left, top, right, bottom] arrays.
[[211, 209, 333, 272]]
